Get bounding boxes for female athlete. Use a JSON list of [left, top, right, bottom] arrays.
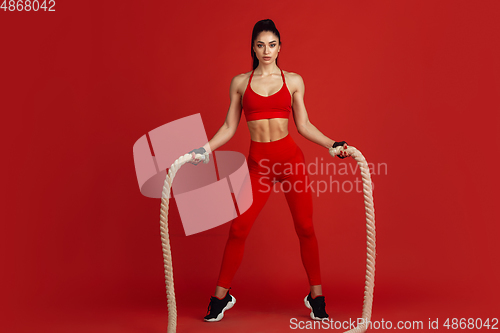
[[188, 18, 350, 322]]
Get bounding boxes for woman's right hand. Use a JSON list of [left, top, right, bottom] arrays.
[[188, 147, 206, 165]]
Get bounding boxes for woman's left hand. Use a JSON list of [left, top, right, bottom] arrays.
[[333, 141, 351, 159], [338, 143, 350, 159]]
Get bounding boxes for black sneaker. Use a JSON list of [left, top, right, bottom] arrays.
[[304, 292, 329, 320], [203, 289, 236, 322]]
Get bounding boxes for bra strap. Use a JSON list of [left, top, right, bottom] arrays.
[[248, 69, 254, 87], [280, 68, 286, 85]]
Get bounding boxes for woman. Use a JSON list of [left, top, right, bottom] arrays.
[[188, 19, 350, 322]]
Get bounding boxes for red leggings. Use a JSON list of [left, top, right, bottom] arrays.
[[216, 133, 322, 288]]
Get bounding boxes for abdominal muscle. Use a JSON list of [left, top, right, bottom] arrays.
[[246, 118, 289, 142]]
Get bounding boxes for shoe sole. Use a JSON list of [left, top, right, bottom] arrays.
[[304, 295, 326, 321], [204, 295, 236, 322]]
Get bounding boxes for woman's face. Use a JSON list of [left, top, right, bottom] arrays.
[[253, 31, 280, 64]]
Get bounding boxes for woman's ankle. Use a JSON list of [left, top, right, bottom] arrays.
[[214, 286, 229, 299], [310, 285, 323, 298]]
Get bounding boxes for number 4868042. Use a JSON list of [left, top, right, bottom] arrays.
[[1, 0, 56, 11]]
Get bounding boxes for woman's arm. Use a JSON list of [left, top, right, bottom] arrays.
[[203, 74, 244, 154], [290, 73, 336, 149]]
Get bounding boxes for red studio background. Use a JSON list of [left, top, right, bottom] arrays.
[[1, 1, 499, 332]]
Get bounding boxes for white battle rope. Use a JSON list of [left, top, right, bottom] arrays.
[[160, 151, 210, 333], [159, 145, 375, 333], [329, 145, 376, 333]]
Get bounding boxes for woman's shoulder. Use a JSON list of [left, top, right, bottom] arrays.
[[228, 71, 254, 92], [226, 71, 253, 96], [237, 71, 254, 81], [282, 70, 304, 93], [230, 71, 252, 85], [282, 70, 303, 82]]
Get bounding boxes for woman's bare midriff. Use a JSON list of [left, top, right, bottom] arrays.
[[247, 118, 289, 142]]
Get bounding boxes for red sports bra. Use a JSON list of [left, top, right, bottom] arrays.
[[242, 68, 292, 121]]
